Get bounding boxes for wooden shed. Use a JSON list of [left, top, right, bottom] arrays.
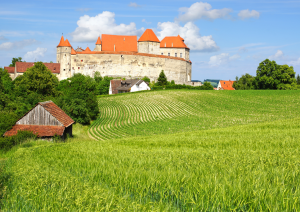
[[4, 101, 74, 139]]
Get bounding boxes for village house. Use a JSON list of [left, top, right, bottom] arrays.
[[217, 80, 235, 90], [4, 101, 74, 139], [109, 79, 150, 94]]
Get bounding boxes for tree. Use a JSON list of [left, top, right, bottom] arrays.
[[14, 62, 59, 96], [233, 73, 255, 90], [296, 74, 300, 85], [94, 71, 103, 83], [202, 81, 214, 90], [9, 57, 22, 67], [254, 59, 297, 90], [96, 76, 113, 95], [157, 70, 167, 86], [1, 68, 14, 94], [142, 76, 150, 83]]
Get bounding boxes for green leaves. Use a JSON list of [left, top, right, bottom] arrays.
[[157, 70, 167, 86]]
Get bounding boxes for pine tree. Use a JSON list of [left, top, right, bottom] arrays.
[[297, 74, 300, 85], [157, 70, 167, 86]]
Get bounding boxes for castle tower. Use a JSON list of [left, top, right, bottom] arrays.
[[94, 36, 102, 51], [138, 29, 160, 55], [57, 36, 72, 80]]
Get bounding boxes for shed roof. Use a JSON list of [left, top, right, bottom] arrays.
[[4, 66, 14, 73], [4, 125, 65, 137], [138, 29, 160, 43], [102, 34, 137, 52]]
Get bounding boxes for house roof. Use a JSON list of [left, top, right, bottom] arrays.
[[116, 79, 143, 91], [138, 29, 160, 43], [4, 125, 65, 137], [4, 66, 14, 73], [160, 36, 189, 49], [96, 36, 102, 45], [102, 34, 138, 52], [39, 101, 74, 127], [110, 79, 121, 94], [219, 80, 235, 90], [57, 36, 72, 47], [15, 62, 60, 74]]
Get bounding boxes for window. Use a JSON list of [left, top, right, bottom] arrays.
[[68, 63, 69, 65], [74, 59, 76, 62], [72, 67, 74, 70], [63, 69, 65, 71], [180, 53, 182, 58], [81, 60, 83, 62], [78, 67, 80, 69], [168, 53, 170, 56], [161, 53, 163, 55], [65, 54, 66, 56], [175, 53, 177, 57]]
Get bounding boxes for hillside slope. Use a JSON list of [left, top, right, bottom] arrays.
[[89, 90, 300, 140]]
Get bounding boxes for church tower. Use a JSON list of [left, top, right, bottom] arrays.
[[138, 29, 160, 55], [57, 36, 72, 80]]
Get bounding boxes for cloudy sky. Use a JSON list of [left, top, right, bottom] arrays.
[[1, 0, 300, 80]]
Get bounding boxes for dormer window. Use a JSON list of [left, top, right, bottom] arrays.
[[168, 53, 170, 56], [161, 53, 163, 55], [175, 53, 177, 57], [180, 53, 182, 58]]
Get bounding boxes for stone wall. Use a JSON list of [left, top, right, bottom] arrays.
[[70, 53, 191, 84], [160, 48, 189, 60], [138, 42, 160, 55], [57, 47, 72, 80]]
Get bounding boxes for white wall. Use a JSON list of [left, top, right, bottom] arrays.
[[131, 81, 150, 92]]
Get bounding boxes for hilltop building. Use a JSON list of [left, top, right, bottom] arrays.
[[109, 79, 150, 94], [56, 29, 196, 85]]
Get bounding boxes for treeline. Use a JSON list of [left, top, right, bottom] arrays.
[[0, 62, 112, 137], [234, 59, 300, 90]]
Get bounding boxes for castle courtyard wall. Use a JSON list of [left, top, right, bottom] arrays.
[[70, 53, 191, 84]]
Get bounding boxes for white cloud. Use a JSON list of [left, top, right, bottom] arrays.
[[128, 2, 141, 8], [209, 53, 240, 66], [0, 35, 7, 40], [0, 30, 43, 37], [76, 8, 92, 12], [23, 47, 47, 62], [157, 21, 219, 52], [238, 9, 260, 20], [178, 2, 232, 22], [142, 19, 151, 24], [290, 58, 300, 66], [0, 39, 37, 50], [71, 11, 144, 42], [269, 50, 284, 60]]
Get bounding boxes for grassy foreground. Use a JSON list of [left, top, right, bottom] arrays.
[[1, 90, 300, 211]]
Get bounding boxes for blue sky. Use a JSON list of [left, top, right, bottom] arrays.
[[1, 0, 300, 81]]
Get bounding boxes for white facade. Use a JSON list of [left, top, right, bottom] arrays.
[[130, 81, 150, 92]]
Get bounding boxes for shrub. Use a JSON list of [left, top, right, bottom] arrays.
[[0, 130, 37, 151]]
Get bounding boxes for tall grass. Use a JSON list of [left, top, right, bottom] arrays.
[[1, 118, 300, 211]]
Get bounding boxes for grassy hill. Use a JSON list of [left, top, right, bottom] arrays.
[[1, 90, 300, 211]]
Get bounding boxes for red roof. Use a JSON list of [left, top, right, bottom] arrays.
[[138, 29, 160, 43], [96, 36, 102, 45], [160, 36, 189, 49], [102, 34, 137, 52], [15, 62, 60, 74], [220, 80, 235, 90], [57, 36, 72, 47], [4, 125, 65, 137], [83, 47, 92, 53], [110, 79, 121, 94], [40, 101, 74, 127], [4, 66, 14, 73], [71, 48, 77, 55]]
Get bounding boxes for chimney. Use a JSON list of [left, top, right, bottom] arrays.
[[114, 44, 115, 51]]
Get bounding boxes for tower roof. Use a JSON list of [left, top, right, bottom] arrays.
[[96, 36, 102, 45], [138, 29, 160, 42], [160, 36, 189, 49], [57, 36, 72, 47], [71, 48, 77, 55], [178, 35, 184, 41], [84, 47, 92, 52]]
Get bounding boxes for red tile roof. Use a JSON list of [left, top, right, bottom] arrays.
[[15, 62, 60, 74], [102, 34, 137, 52], [220, 80, 235, 90], [83, 47, 92, 53], [4, 125, 65, 137], [57, 36, 72, 47], [110, 79, 121, 94], [40, 101, 74, 127], [160, 36, 189, 49], [96, 36, 102, 45], [4, 66, 14, 73], [138, 29, 160, 42], [71, 48, 77, 55]]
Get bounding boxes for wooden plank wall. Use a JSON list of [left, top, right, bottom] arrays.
[[17, 105, 63, 126]]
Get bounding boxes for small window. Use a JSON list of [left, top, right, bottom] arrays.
[[65, 54, 66, 56], [168, 53, 170, 56], [68, 63, 69, 65], [224, 82, 225, 84], [66, 48, 67, 50], [81, 60, 83, 62], [69, 69, 70, 72], [54, 67, 56, 70], [63, 69, 65, 71], [161, 53, 163, 55], [74, 59, 76, 62], [175, 53, 177, 57], [180, 53, 182, 58], [78, 67, 80, 69], [72, 67, 74, 70]]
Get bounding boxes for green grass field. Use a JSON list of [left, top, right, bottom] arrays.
[[1, 90, 300, 211]]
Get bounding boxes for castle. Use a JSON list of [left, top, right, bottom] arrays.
[[6, 29, 198, 85], [57, 29, 195, 84]]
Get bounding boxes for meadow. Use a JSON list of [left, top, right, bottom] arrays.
[[1, 90, 300, 211]]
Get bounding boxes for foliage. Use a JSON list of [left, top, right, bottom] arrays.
[[157, 70, 167, 86], [14, 62, 59, 96], [202, 81, 214, 90], [9, 57, 22, 67], [254, 59, 297, 90], [96, 76, 113, 95], [0, 111, 18, 136], [296, 74, 300, 85], [61, 98, 90, 124], [0, 130, 37, 151], [0, 68, 14, 94], [141, 76, 150, 83], [94, 71, 103, 83], [233, 73, 255, 90], [170, 80, 175, 85]]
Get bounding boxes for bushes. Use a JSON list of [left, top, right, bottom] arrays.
[[152, 82, 213, 91], [0, 130, 37, 151]]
